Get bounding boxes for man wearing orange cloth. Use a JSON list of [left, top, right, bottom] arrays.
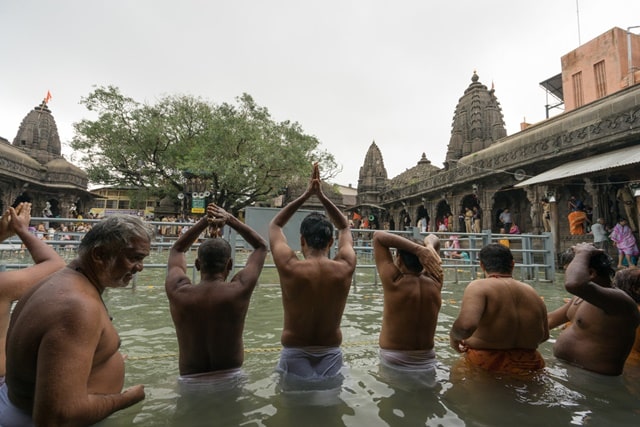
[[450, 243, 549, 376]]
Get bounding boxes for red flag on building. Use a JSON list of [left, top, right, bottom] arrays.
[[44, 90, 52, 104], [352, 212, 362, 221]]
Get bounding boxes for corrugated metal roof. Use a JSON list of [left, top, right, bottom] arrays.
[[515, 145, 640, 187]]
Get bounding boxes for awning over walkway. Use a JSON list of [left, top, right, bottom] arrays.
[[515, 145, 640, 187]]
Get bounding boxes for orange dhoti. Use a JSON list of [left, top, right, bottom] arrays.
[[464, 348, 545, 376]]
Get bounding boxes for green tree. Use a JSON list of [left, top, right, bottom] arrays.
[[71, 86, 338, 214]]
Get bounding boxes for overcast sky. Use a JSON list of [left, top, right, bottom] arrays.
[[2, 1, 640, 187]]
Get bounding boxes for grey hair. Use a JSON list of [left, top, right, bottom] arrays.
[[78, 215, 155, 257]]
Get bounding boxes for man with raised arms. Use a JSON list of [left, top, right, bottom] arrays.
[[269, 163, 356, 385], [548, 244, 639, 375], [0, 202, 66, 385], [165, 203, 267, 380], [372, 231, 443, 386]]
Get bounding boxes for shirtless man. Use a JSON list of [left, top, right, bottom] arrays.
[[450, 243, 549, 375], [0, 203, 66, 383], [165, 203, 267, 378], [548, 244, 639, 375], [269, 163, 356, 383], [1, 215, 153, 425], [373, 231, 443, 380], [612, 268, 640, 365]]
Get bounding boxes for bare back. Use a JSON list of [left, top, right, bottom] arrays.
[[278, 255, 354, 347], [379, 273, 442, 350], [457, 277, 548, 350], [6, 267, 123, 413], [166, 276, 253, 375]]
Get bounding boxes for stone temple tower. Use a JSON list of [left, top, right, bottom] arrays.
[[357, 141, 388, 207], [444, 72, 507, 169], [12, 101, 62, 164], [3, 99, 89, 217]]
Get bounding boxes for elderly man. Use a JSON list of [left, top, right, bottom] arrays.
[[548, 244, 639, 375], [1, 215, 154, 425], [450, 243, 549, 376]]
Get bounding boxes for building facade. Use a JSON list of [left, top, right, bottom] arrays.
[[355, 27, 640, 256], [0, 101, 90, 219]]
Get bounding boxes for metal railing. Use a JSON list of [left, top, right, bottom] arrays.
[[1, 218, 556, 284]]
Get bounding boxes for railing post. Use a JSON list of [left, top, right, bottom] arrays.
[[543, 232, 556, 282]]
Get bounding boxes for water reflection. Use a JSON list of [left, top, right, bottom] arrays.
[[76, 255, 640, 426]]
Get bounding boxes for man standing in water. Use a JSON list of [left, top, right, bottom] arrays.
[[372, 231, 443, 387], [1, 215, 153, 425], [0, 202, 66, 384], [450, 243, 549, 375], [165, 203, 267, 379], [548, 244, 639, 375], [269, 163, 356, 385]]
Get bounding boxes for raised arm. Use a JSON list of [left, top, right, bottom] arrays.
[[372, 231, 442, 284], [2, 203, 66, 301], [208, 204, 267, 291], [165, 213, 211, 292], [269, 165, 316, 265], [565, 243, 636, 315], [312, 164, 355, 265]]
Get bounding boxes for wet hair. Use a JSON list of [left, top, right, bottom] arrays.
[[197, 238, 232, 275], [479, 243, 513, 274], [559, 247, 616, 279], [397, 238, 423, 273], [78, 215, 154, 258], [300, 212, 334, 250], [614, 268, 640, 303]]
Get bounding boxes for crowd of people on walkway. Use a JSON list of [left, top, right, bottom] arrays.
[[0, 166, 639, 425]]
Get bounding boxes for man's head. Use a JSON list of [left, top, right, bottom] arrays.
[[396, 238, 424, 273], [559, 246, 615, 279], [300, 212, 334, 251], [78, 215, 154, 260], [196, 238, 233, 276], [479, 243, 514, 275], [78, 215, 154, 287], [614, 268, 640, 303]]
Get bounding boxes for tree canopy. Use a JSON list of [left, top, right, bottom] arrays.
[[71, 86, 339, 214]]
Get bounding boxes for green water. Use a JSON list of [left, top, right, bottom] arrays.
[[4, 250, 640, 426]]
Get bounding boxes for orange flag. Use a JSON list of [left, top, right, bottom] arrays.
[[44, 90, 52, 104]]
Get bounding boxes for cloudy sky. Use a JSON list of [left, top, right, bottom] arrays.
[[2, 1, 639, 187]]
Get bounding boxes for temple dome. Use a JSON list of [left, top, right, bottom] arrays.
[[12, 102, 62, 164], [444, 72, 507, 168]]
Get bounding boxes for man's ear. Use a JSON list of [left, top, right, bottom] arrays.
[[194, 258, 201, 271], [226, 258, 233, 273], [91, 246, 105, 263]]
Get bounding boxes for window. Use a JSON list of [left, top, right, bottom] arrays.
[[594, 60, 607, 98], [106, 200, 118, 209], [572, 71, 584, 108], [118, 200, 130, 210]]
